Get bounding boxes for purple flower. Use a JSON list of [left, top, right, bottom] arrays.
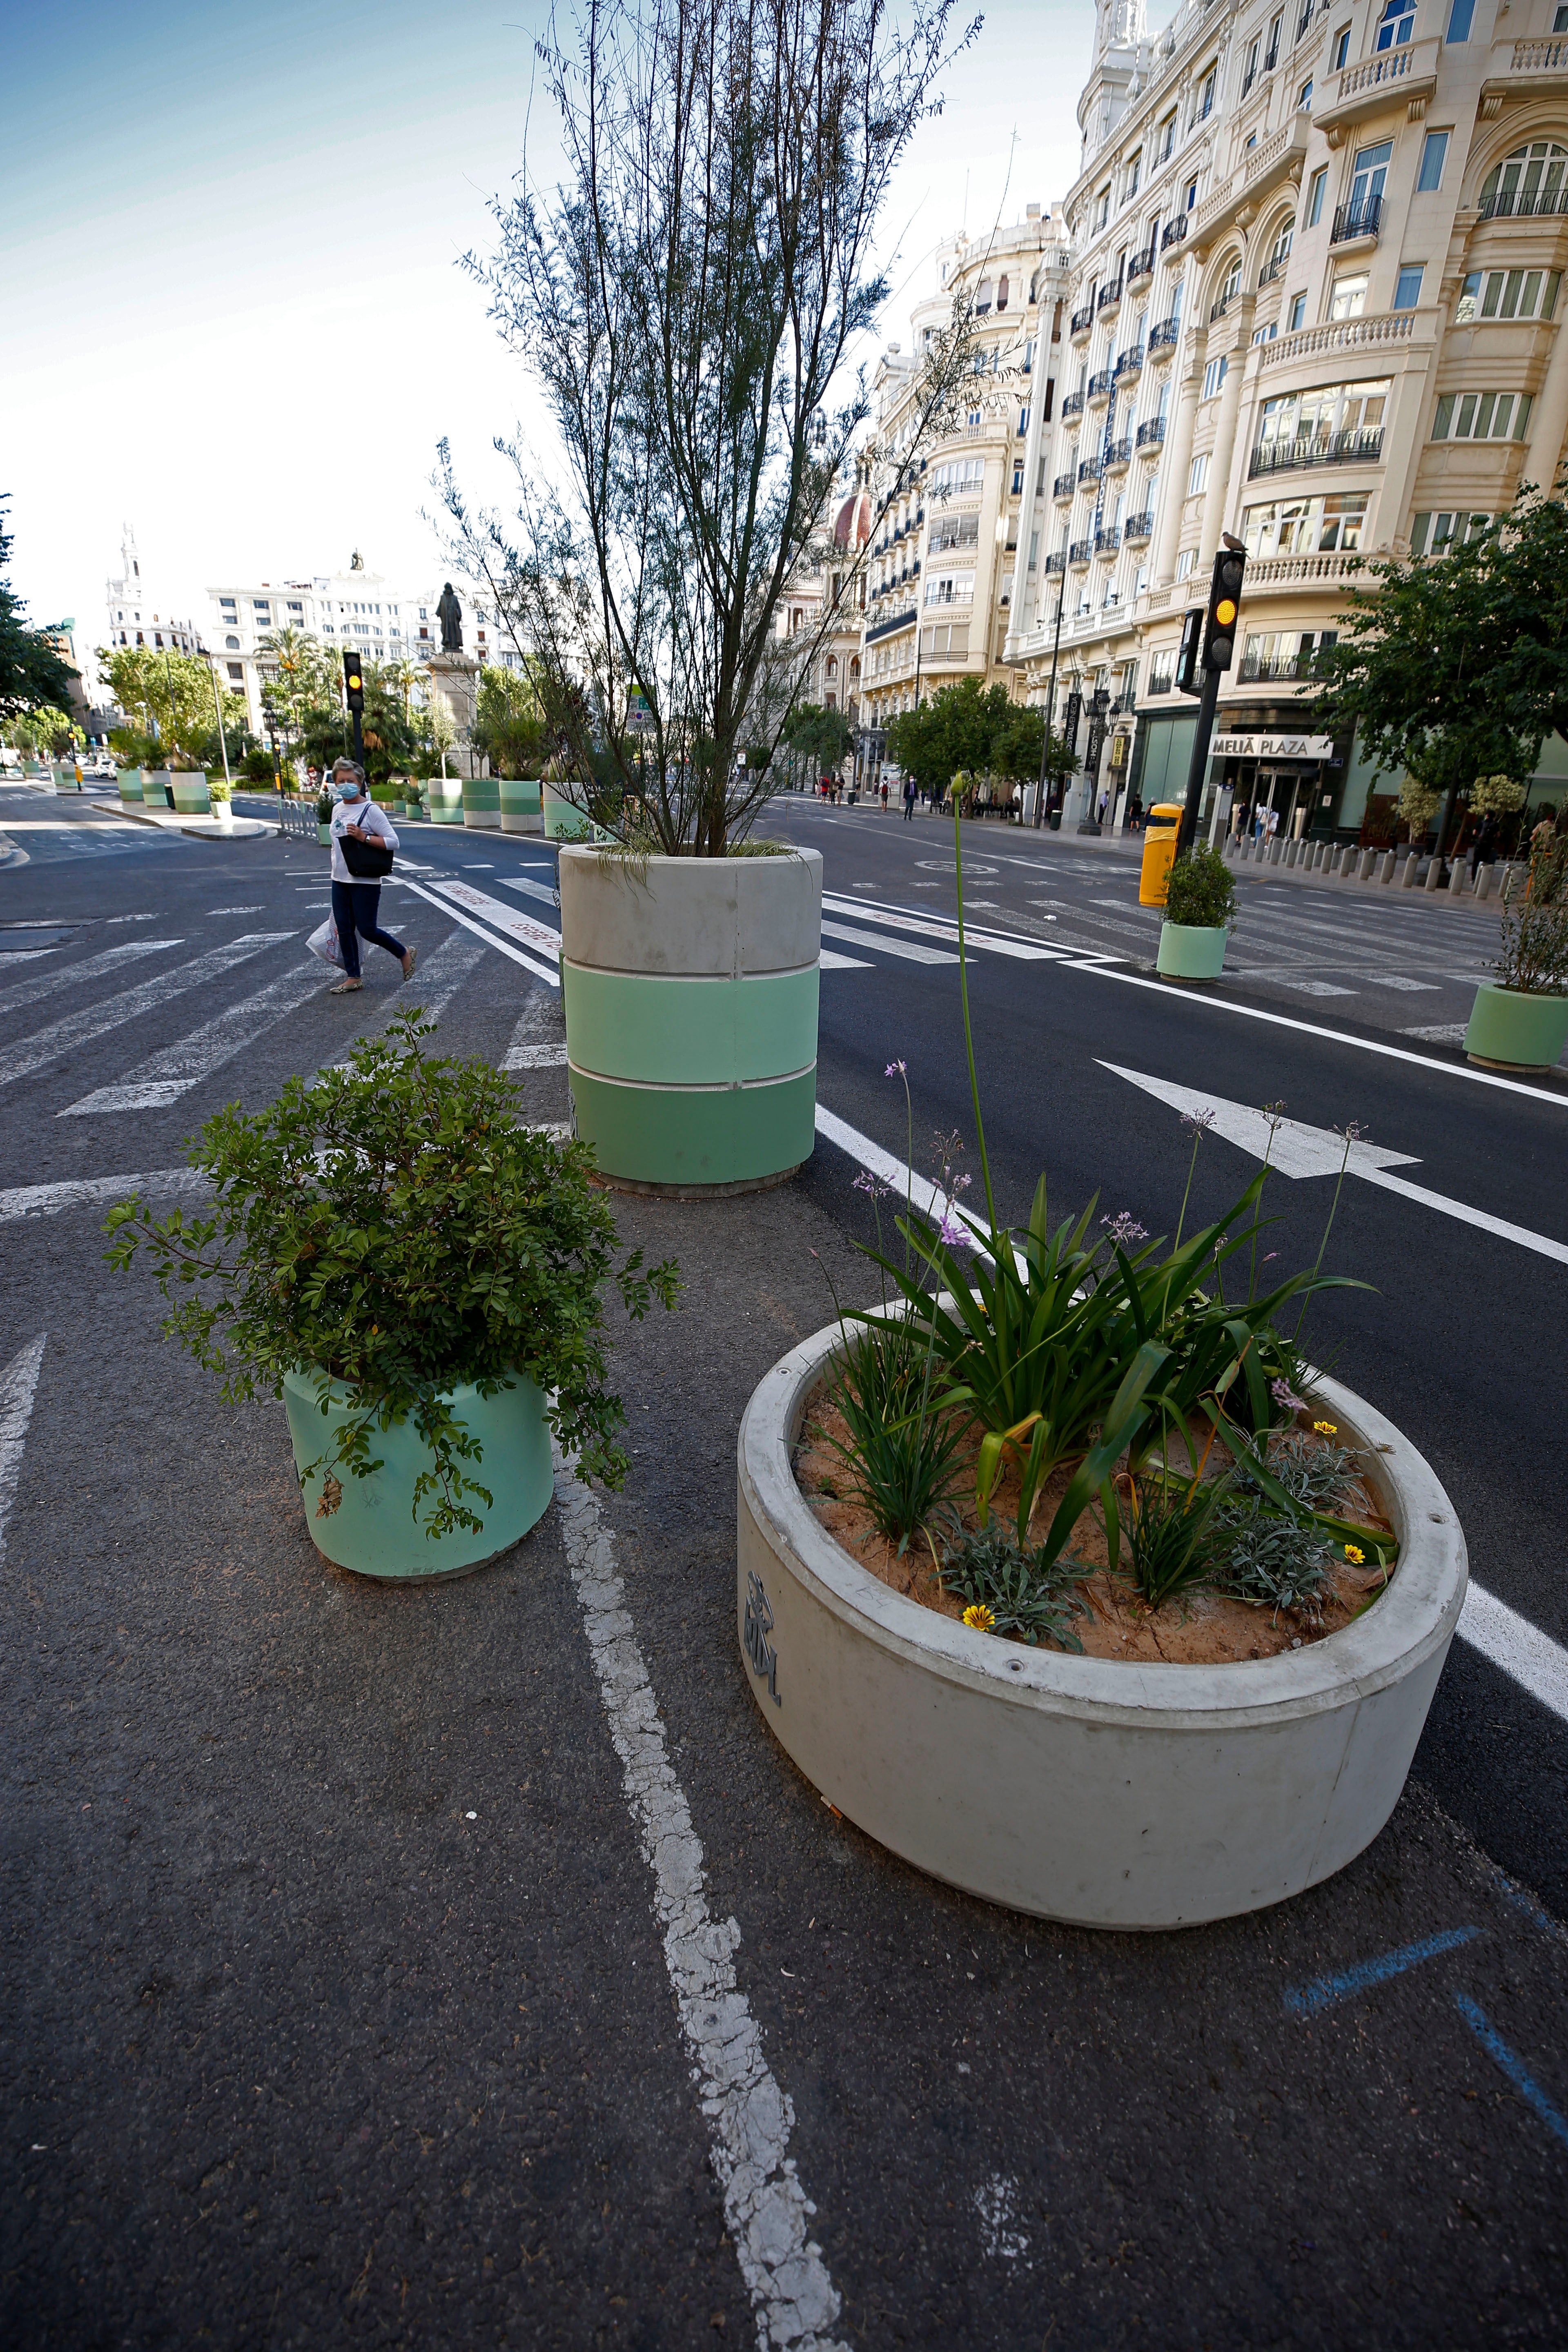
[[1101, 1211, 1149, 1248], [937, 1212, 974, 1257], [853, 1167, 890, 1200], [1180, 1106, 1217, 1136], [885, 1059, 907, 1077], [1271, 1376, 1307, 1413], [951, 1172, 972, 1193]]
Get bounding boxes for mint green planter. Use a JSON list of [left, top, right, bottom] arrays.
[[171, 772, 210, 815], [558, 846, 822, 1193], [117, 768, 144, 804], [544, 777, 596, 841], [404, 801, 428, 823], [1156, 921, 1227, 982], [144, 771, 174, 810], [463, 776, 501, 830], [282, 1368, 554, 1578], [501, 777, 543, 834], [318, 822, 333, 845], [1463, 983, 1568, 1071], [429, 780, 464, 824]]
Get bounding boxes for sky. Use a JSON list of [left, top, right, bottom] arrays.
[[0, 0, 1151, 644]]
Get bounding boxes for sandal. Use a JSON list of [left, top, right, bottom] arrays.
[[328, 977, 364, 993], [401, 947, 418, 980]]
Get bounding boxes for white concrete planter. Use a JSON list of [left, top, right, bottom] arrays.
[[736, 1317, 1466, 1930]]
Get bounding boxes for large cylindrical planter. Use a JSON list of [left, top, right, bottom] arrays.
[[428, 779, 463, 825], [544, 777, 597, 841], [500, 778, 543, 835], [1156, 920, 1227, 981], [462, 776, 500, 830], [282, 1368, 554, 1579], [558, 844, 822, 1194], [1463, 982, 1568, 1072], [737, 1320, 1467, 1929], [171, 771, 210, 815], [117, 768, 144, 804]]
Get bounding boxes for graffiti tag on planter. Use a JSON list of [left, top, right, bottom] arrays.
[[744, 1570, 782, 1707]]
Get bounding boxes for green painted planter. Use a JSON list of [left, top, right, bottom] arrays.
[[544, 777, 597, 841], [500, 777, 543, 834], [1156, 920, 1227, 982], [404, 800, 428, 823], [143, 770, 174, 810], [462, 776, 501, 830], [559, 845, 822, 1193], [428, 780, 464, 825], [282, 1368, 555, 1579], [116, 768, 144, 804], [171, 772, 211, 815], [1463, 982, 1568, 1071], [318, 822, 333, 845]]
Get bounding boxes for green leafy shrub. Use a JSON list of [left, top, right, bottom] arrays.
[[816, 1317, 967, 1556], [243, 747, 275, 784], [105, 1015, 679, 1536], [1123, 1470, 1238, 1609], [1494, 829, 1568, 996], [1212, 1505, 1338, 1623], [1163, 843, 1237, 931], [936, 1515, 1093, 1650]]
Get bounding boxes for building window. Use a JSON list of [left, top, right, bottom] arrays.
[[1012, 463, 1025, 495], [1125, 153, 1141, 201], [1375, 0, 1416, 47], [1332, 25, 1350, 69], [1157, 112, 1176, 163], [826, 656, 837, 677], [997, 274, 1009, 309], [1176, 548, 1196, 579], [1455, 266, 1561, 323], [1306, 166, 1327, 228], [1329, 272, 1368, 319], [1243, 490, 1370, 559], [925, 574, 975, 606], [1188, 453, 1210, 496], [287, 599, 303, 613], [1410, 511, 1492, 555], [1028, 531, 1039, 570], [1348, 139, 1392, 220], [253, 601, 270, 616], [1447, 0, 1476, 35], [1095, 187, 1110, 229], [1201, 355, 1228, 401], [227, 663, 244, 682], [1480, 141, 1568, 219], [975, 278, 993, 313], [1288, 292, 1308, 331], [1393, 265, 1425, 309], [1196, 65, 1217, 122], [1431, 389, 1534, 441], [1417, 132, 1449, 193], [1298, 78, 1313, 110]]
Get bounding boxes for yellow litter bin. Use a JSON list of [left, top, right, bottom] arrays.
[[1139, 802, 1184, 907]]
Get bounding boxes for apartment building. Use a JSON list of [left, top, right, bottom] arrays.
[[857, 212, 1072, 747], [1006, 0, 1568, 838], [777, 484, 871, 728]]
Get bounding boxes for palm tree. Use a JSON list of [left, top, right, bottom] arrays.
[[257, 627, 336, 751]]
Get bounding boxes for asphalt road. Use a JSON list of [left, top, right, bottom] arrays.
[[2, 780, 1564, 2348]]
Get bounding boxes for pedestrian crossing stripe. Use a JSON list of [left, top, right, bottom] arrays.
[[820, 893, 1062, 960], [401, 879, 560, 988], [0, 936, 294, 1092]]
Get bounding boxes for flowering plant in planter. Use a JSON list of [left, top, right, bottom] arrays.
[[1163, 842, 1237, 929], [105, 1014, 679, 1537], [1493, 827, 1568, 996]]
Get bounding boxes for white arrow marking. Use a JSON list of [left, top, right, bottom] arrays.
[[1099, 1062, 1568, 1266], [0, 1334, 46, 1568]]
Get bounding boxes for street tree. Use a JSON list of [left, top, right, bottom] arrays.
[[442, 0, 980, 854], [885, 678, 1069, 795], [1310, 475, 1568, 854], [0, 497, 78, 717], [784, 702, 855, 777], [258, 628, 339, 748], [474, 663, 547, 776], [98, 643, 246, 763]]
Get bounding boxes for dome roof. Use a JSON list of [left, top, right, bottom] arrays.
[[833, 489, 871, 551]]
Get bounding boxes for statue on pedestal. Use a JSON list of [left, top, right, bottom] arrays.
[[437, 583, 463, 653]]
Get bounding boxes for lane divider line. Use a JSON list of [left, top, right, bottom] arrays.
[[553, 1452, 849, 2352], [0, 1333, 47, 1569], [400, 881, 559, 987]]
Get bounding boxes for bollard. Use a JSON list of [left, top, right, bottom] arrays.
[[1402, 852, 1422, 888], [1474, 863, 1493, 901], [1378, 851, 1397, 885], [1270, 836, 1284, 863], [1425, 849, 1446, 891], [1359, 849, 1378, 880], [1448, 856, 1470, 896]]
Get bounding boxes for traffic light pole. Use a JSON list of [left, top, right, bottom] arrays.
[[1177, 660, 1221, 855], [351, 707, 364, 769]]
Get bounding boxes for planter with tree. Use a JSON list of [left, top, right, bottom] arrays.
[[1156, 841, 1236, 980], [1464, 824, 1568, 1069], [106, 1016, 678, 1580], [442, 0, 981, 1191]]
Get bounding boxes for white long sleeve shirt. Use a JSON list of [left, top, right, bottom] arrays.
[[329, 795, 399, 884]]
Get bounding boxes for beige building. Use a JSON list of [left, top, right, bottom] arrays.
[[858, 212, 1072, 753], [777, 486, 871, 734], [1007, 0, 1568, 836]]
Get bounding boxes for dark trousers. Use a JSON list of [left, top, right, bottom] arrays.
[[331, 880, 405, 980], [902, 796, 914, 821]]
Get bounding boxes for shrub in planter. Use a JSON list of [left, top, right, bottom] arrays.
[[105, 1015, 679, 1568], [1158, 842, 1236, 980], [1464, 826, 1568, 1067]]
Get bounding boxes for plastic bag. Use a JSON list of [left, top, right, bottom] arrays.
[[307, 916, 345, 970]]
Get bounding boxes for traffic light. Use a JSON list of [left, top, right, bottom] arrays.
[[1200, 543, 1246, 675], [1175, 605, 1203, 696], [343, 650, 364, 713]]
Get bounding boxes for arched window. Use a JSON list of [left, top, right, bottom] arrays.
[[225, 634, 240, 650], [850, 657, 860, 679], [996, 274, 1009, 310], [1375, 0, 1416, 47], [1481, 139, 1568, 219], [1221, 254, 1242, 302], [976, 277, 993, 314], [826, 655, 838, 677]]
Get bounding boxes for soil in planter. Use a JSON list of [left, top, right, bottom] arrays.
[[793, 1386, 1396, 1665]]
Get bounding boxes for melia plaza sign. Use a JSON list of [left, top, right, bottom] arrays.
[[1209, 733, 1334, 761]]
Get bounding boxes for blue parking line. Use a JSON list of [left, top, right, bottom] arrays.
[[1492, 1870, 1568, 1947], [1283, 1926, 1482, 2018], [1454, 1994, 1568, 2152]]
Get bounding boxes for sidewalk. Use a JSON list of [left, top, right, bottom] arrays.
[[85, 799, 275, 843]]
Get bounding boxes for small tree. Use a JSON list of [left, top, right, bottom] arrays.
[[258, 628, 341, 751], [443, 0, 979, 854], [474, 663, 548, 777], [98, 644, 245, 765], [784, 701, 854, 776], [0, 497, 78, 718]]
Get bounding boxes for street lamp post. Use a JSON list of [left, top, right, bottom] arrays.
[[1035, 588, 1065, 829], [205, 656, 233, 793]]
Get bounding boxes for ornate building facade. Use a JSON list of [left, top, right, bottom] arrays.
[[1005, 0, 1568, 837]]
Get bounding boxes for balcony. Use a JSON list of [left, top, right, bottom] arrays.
[[1160, 216, 1187, 254], [1078, 457, 1103, 485], [1147, 318, 1181, 359], [1053, 472, 1076, 500], [1043, 550, 1067, 576], [1068, 540, 1093, 567], [1069, 305, 1095, 341], [1209, 290, 1238, 323], [1111, 690, 1139, 715], [1103, 437, 1133, 473], [1126, 243, 1156, 286], [1087, 370, 1114, 405], [1238, 651, 1319, 684], [1330, 194, 1381, 247], [1123, 510, 1155, 542], [1258, 246, 1292, 287], [865, 605, 917, 645], [1315, 34, 1439, 140], [1113, 345, 1144, 381], [1135, 416, 1166, 451], [1257, 305, 1423, 374], [1061, 391, 1085, 419], [1477, 185, 1568, 221], [1192, 114, 1312, 247], [1248, 425, 1385, 479], [1097, 277, 1124, 317], [1093, 526, 1121, 557]]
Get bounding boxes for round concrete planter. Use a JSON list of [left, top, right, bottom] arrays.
[[544, 777, 597, 841], [736, 1318, 1466, 1929], [171, 772, 210, 815], [558, 844, 822, 1193], [462, 777, 500, 830], [116, 768, 144, 804], [1462, 982, 1568, 1073], [282, 1368, 554, 1579], [1156, 920, 1227, 981], [428, 780, 463, 825], [501, 778, 543, 835], [317, 822, 333, 845]]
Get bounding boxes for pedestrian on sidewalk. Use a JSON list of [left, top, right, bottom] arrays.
[[327, 760, 417, 996], [880, 777, 889, 812], [902, 775, 916, 822]]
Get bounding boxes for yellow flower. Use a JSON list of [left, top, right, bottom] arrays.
[[1344, 1545, 1365, 1566], [1313, 1420, 1337, 1437], [962, 1602, 996, 1633]]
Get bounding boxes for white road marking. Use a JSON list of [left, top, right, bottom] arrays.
[[499, 875, 561, 909], [1099, 1061, 1568, 1265], [58, 959, 324, 1115], [0, 1169, 205, 1224], [814, 1095, 1568, 1726], [973, 2174, 1031, 2264], [1275, 978, 1359, 998], [820, 920, 957, 966], [0, 939, 181, 1018], [1403, 1022, 1468, 1044], [416, 875, 561, 962], [323, 932, 492, 1070], [503, 1042, 569, 1068], [400, 879, 559, 987], [0, 1334, 47, 1569], [553, 1457, 848, 2352], [820, 950, 871, 971], [0, 949, 56, 964], [823, 894, 1062, 960], [0, 935, 294, 1091]]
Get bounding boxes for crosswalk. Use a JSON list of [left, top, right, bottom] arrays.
[[0, 935, 294, 1091]]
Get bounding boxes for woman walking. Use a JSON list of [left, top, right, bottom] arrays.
[[326, 760, 416, 995]]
